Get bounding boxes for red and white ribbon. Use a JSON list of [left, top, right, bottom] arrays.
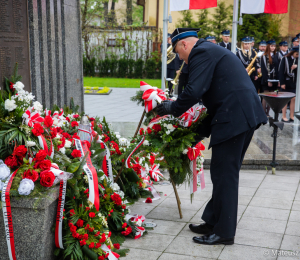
[[1, 169, 18, 260], [149, 164, 163, 182], [179, 106, 203, 127], [101, 244, 119, 260], [52, 109, 64, 118], [37, 135, 54, 159], [55, 179, 67, 249], [190, 159, 198, 194], [23, 109, 44, 127], [134, 226, 146, 239], [75, 139, 100, 211], [140, 81, 167, 112], [97, 140, 113, 182]]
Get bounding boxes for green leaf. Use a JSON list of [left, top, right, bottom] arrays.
[[67, 161, 81, 173]]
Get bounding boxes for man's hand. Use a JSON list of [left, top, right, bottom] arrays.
[[257, 68, 261, 74], [254, 76, 258, 80], [268, 82, 272, 87], [156, 101, 173, 116], [176, 70, 181, 75], [281, 84, 286, 89], [292, 64, 298, 71]]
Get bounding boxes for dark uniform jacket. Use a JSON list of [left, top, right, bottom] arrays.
[[175, 57, 189, 74], [260, 54, 280, 85], [236, 49, 258, 81], [276, 50, 288, 61], [171, 39, 267, 148], [278, 56, 298, 89], [218, 41, 231, 51]]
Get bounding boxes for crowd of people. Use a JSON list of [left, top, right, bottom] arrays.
[[166, 30, 299, 123]]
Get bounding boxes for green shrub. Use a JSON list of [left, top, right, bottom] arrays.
[[118, 58, 128, 78], [145, 58, 156, 79], [110, 58, 118, 77], [134, 59, 144, 78], [128, 59, 135, 78], [101, 59, 110, 76]]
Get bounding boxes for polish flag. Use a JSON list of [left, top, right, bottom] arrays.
[[241, 0, 288, 14], [170, 0, 217, 12]]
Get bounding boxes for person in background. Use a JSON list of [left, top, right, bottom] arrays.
[[251, 37, 258, 52], [218, 30, 231, 50], [166, 33, 176, 95], [289, 37, 299, 52], [175, 56, 189, 96], [236, 36, 258, 86], [279, 46, 298, 123], [205, 35, 217, 44], [277, 41, 289, 60], [260, 39, 280, 117], [255, 40, 267, 93]]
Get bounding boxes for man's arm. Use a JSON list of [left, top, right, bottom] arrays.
[[171, 48, 215, 117]]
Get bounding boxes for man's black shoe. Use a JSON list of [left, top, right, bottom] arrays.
[[193, 233, 234, 245], [189, 223, 213, 235]]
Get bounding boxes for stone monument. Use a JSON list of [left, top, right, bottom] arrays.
[[0, 0, 84, 110]]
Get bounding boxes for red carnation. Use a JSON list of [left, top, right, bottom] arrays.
[[50, 127, 58, 139], [103, 134, 110, 143], [121, 226, 132, 236], [32, 123, 44, 136], [71, 121, 79, 127], [34, 159, 51, 171], [39, 170, 55, 187], [83, 234, 89, 240], [147, 128, 152, 134], [22, 169, 39, 182], [13, 145, 27, 158], [70, 225, 77, 233], [35, 150, 47, 161], [152, 124, 161, 133], [145, 197, 152, 203], [62, 132, 71, 139], [70, 209, 75, 216], [57, 137, 66, 149], [76, 219, 84, 227], [139, 128, 144, 135], [132, 164, 142, 175], [5, 155, 20, 168], [73, 114, 79, 118], [44, 116, 53, 128], [113, 243, 120, 250], [85, 207, 90, 211], [150, 155, 155, 165], [89, 212, 96, 218], [98, 256, 105, 260], [89, 117, 95, 121], [89, 242, 95, 249], [66, 117, 70, 122], [72, 133, 80, 140], [79, 240, 86, 246], [95, 243, 101, 249], [71, 149, 82, 158], [9, 82, 14, 91], [111, 193, 122, 206], [122, 223, 127, 228]]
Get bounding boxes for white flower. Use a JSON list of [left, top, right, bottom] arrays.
[[91, 150, 95, 154], [25, 141, 36, 147], [117, 190, 124, 198], [53, 118, 59, 126], [143, 140, 150, 146], [171, 97, 177, 101], [14, 81, 24, 92], [116, 134, 121, 139], [18, 178, 34, 196], [115, 132, 120, 135], [166, 130, 171, 135], [182, 149, 188, 154], [167, 124, 175, 131], [0, 163, 10, 180], [59, 147, 66, 154], [136, 219, 143, 227], [113, 183, 120, 191], [64, 140, 72, 148], [4, 99, 17, 112], [33, 101, 43, 111], [119, 137, 129, 146]]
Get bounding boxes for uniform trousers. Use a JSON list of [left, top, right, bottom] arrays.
[[201, 127, 256, 238]]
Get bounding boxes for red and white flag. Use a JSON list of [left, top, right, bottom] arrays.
[[170, 0, 217, 11], [241, 0, 288, 14]]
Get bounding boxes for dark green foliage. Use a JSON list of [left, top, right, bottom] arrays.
[[83, 56, 96, 76], [196, 10, 212, 39], [134, 59, 144, 78], [100, 58, 111, 76], [176, 10, 194, 27], [109, 57, 118, 77], [118, 58, 128, 78], [145, 58, 156, 79], [127, 59, 135, 78]]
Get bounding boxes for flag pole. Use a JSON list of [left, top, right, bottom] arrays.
[[295, 34, 300, 124], [161, 0, 169, 91], [231, 0, 239, 53]]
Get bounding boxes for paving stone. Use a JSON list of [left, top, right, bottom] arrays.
[[238, 195, 253, 206], [259, 181, 299, 192], [240, 170, 267, 176], [239, 187, 257, 196], [165, 236, 224, 259], [292, 201, 300, 211], [177, 223, 203, 238], [128, 204, 156, 217], [122, 233, 175, 252], [146, 206, 198, 222], [234, 228, 283, 249], [243, 206, 290, 221], [159, 198, 207, 211], [285, 221, 300, 236], [169, 189, 212, 201], [239, 179, 262, 188], [280, 235, 300, 251], [249, 197, 293, 210], [219, 244, 277, 260], [124, 248, 162, 260], [158, 253, 215, 260], [237, 217, 287, 234], [146, 219, 186, 236], [289, 211, 300, 222], [255, 189, 296, 200], [263, 175, 300, 184]]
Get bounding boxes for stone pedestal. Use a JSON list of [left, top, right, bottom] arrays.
[[0, 186, 60, 260], [0, 0, 84, 110]]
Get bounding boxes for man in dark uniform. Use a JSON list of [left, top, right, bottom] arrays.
[[205, 35, 217, 44], [218, 30, 231, 50], [255, 40, 267, 93], [166, 33, 176, 95], [251, 37, 258, 52], [277, 41, 289, 60], [157, 28, 267, 245], [289, 37, 299, 52]]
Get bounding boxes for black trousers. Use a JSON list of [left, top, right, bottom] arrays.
[[167, 69, 175, 93], [201, 127, 255, 238], [178, 73, 189, 96]]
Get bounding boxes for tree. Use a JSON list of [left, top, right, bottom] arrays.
[[176, 10, 194, 28], [237, 14, 282, 46], [210, 1, 233, 42], [195, 9, 212, 39], [126, 0, 133, 25]]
